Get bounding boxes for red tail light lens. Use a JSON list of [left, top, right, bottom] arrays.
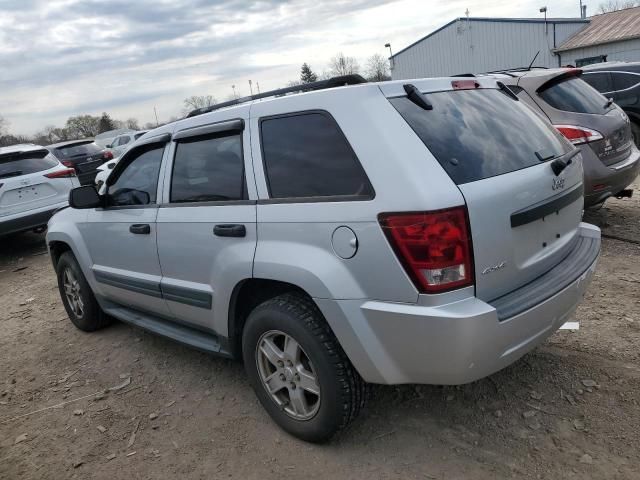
[[45, 168, 76, 179], [452, 79, 480, 90], [61, 160, 75, 168], [554, 125, 603, 145], [379, 207, 474, 294], [102, 151, 114, 160]]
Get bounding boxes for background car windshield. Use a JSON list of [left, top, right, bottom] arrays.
[[0, 150, 59, 178], [56, 143, 102, 158], [390, 89, 571, 185], [539, 77, 609, 114]]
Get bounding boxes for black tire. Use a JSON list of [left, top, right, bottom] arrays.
[[242, 293, 366, 443], [631, 120, 640, 149], [56, 251, 111, 332]]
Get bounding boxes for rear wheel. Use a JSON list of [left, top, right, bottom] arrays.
[[631, 121, 640, 148], [56, 251, 111, 332], [242, 293, 366, 443]]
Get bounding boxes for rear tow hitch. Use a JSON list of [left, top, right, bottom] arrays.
[[615, 189, 633, 199]]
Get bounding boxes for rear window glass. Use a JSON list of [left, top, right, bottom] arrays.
[[539, 77, 608, 114], [0, 150, 59, 179], [55, 142, 102, 158], [260, 112, 374, 199], [390, 89, 571, 185]]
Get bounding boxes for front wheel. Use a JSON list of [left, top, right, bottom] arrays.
[[56, 251, 111, 332], [242, 293, 366, 443]]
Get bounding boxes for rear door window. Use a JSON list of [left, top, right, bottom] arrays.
[[582, 72, 613, 93], [170, 134, 246, 203], [260, 112, 374, 199], [0, 150, 59, 179], [538, 77, 608, 114], [390, 89, 571, 185]]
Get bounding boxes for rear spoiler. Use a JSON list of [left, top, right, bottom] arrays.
[[0, 149, 49, 163], [536, 68, 583, 93]]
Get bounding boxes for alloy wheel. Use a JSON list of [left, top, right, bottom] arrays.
[[256, 330, 321, 420], [63, 267, 84, 318]]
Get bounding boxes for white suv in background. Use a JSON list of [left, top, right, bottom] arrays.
[[0, 144, 78, 236]]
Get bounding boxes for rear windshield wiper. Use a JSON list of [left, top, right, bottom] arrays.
[[0, 171, 23, 179], [403, 84, 433, 110], [534, 150, 555, 162]]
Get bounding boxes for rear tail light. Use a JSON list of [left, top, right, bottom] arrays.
[[45, 168, 76, 179], [379, 207, 474, 294], [554, 125, 603, 145], [102, 151, 114, 160], [61, 160, 75, 168]]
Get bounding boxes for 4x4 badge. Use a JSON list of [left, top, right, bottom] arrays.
[[552, 177, 565, 190]]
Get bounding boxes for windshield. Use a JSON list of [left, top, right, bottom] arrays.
[[390, 88, 571, 185], [539, 77, 610, 114], [0, 150, 59, 178], [55, 142, 102, 158]]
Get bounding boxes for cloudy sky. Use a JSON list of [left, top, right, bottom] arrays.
[[0, 0, 582, 134]]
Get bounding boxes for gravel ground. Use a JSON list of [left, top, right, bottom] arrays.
[[1, 179, 639, 480]]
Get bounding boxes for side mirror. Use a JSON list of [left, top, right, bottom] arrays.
[[69, 185, 102, 209], [106, 144, 113, 148]]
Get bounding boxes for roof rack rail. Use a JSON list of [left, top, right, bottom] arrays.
[[186, 74, 368, 118]]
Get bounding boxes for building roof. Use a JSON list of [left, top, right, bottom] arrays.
[[556, 6, 640, 51], [390, 17, 589, 59]]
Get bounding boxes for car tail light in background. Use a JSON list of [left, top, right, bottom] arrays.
[[102, 151, 114, 160], [379, 207, 474, 294], [45, 168, 76, 179], [554, 125, 603, 145], [452, 80, 480, 90], [61, 160, 75, 168]]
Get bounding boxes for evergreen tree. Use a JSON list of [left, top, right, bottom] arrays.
[[98, 112, 115, 133], [300, 63, 318, 83]]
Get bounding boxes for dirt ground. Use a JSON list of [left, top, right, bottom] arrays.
[[1, 180, 639, 480]]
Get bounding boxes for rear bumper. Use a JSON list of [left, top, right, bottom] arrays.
[[582, 143, 640, 207], [317, 223, 600, 385], [0, 201, 67, 237]]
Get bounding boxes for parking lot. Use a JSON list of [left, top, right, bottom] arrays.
[[0, 178, 638, 480]]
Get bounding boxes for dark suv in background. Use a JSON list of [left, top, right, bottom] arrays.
[[488, 68, 640, 208], [48, 139, 113, 185], [581, 62, 640, 146]]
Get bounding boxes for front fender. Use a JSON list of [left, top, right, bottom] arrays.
[[46, 209, 97, 290]]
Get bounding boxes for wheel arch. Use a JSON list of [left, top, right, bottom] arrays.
[[226, 278, 315, 359]]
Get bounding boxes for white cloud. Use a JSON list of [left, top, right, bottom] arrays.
[[0, 0, 580, 134]]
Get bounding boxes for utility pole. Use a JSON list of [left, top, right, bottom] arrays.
[[256, 82, 261, 94], [153, 106, 159, 127], [248, 79, 253, 96], [232, 85, 237, 98]]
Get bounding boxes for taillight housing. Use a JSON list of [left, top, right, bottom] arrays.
[[554, 125, 603, 145], [378, 207, 474, 294], [102, 151, 114, 160], [45, 168, 76, 179]]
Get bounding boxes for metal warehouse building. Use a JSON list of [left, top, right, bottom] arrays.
[[555, 7, 640, 66], [390, 17, 588, 79], [390, 7, 640, 79]]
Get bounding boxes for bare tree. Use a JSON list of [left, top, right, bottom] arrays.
[[125, 118, 140, 130], [329, 52, 360, 77], [598, 0, 639, 12], [65, 115, 101, 139], [183, 95, 217, 113], [365, 54, 391, 82], [0, 114, 8, 136]]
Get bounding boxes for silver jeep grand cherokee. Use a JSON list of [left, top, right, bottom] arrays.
[[47, 75, 601, 442]]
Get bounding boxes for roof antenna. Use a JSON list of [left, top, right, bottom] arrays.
[[527, 50, 540, 70]]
